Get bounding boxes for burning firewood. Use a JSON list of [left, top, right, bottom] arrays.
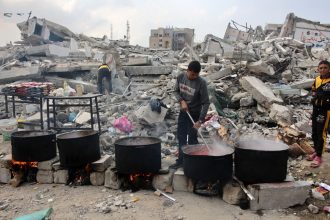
[[10, 170, 24, 187]]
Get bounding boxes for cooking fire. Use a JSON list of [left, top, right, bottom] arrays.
[[121, 172, 155, 192], [10, 160, 38, 187], [67, 164, 93, 186]]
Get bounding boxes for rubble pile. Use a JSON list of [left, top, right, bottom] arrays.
[[0, 12, 330, 218]]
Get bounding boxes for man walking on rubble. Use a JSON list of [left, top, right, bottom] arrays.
[[170, 60, 210, 169], [307, 60, 330, 168], [97, 63, 112, 95], [97, 54, 114, 94]]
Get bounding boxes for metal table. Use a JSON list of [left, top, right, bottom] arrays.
[[1, 93, 44, 129], [44, 94, 102, 132]]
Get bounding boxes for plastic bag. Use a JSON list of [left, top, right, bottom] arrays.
[[149, 98, 167, 113], [113, 115, 133, 133]]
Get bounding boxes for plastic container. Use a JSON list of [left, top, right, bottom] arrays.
[[0, 118, 18, 141]]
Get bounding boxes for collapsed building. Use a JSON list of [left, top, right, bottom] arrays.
[[0, 12, 330, 216], [149, 27, 194, 50]]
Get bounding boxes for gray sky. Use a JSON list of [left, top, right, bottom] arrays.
[[1, 0, 329, 47]]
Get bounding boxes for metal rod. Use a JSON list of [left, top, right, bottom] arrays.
[[95, 96, 101, 133], [39, 96, 43, 130], [233, 176, 255, 200], [156, 189, 176, 202], [186, 111, 210, 151], [122, 81, 132, 96]]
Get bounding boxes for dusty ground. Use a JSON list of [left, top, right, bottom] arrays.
[[0, 184, 300, 220], [288, 152, 330, 220], [0, 137, 330, 220]]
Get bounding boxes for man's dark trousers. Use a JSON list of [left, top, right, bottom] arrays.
[[177, 110, 199, 163]]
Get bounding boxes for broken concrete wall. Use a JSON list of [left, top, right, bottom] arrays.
[[279, 13, 330, 48], [27, 44, 70, 57], [224, 23, 251, 42], [17, 17, 76, 46]]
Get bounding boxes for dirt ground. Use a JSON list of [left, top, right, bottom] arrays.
[[0, 137, 330, 220], [288, 152, 330, 220], [0, 184, 300, 220]]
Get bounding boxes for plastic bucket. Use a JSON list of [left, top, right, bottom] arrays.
[[0, 118, 18, 141]]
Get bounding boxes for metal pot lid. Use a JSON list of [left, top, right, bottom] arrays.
[[57, 130, 98, 140], [183, 144, 234, 156], [11, 130, 56, 138], [237, 137, 289, 151], [115, 136, 161, 146]]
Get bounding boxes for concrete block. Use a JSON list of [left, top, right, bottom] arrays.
[[240, 76, 283, 108], [0, 66, 40, 84], [104, 167, 122, 190], [0, 154, 12, 169], [247, 60, 275, 75], [36, 170, 54, 184], [91, 155, 113, 172], [53, 170, 69, 184], [122, 66, 173, 76], [26, 44, 70, 57], [240, 96, 254, 107], [52, 161, 63, 171], [75, 112, 91, 124], [269, 103, 292, 127], [222, 182, 245, 205], [152, 172, 173, 191], [205, 67, 232, 82], [38, 156, 59, 171], [90, 172, 105, 186], [291, 79, 314, 89], [281, 70, 293, 82], [248, 181, 311, 210], [0, 167, 11, 183], [125, 57, 151, 66], [135, 105, 168, 124], [172, 168, 193, 192], [231, 92, 249, 102]]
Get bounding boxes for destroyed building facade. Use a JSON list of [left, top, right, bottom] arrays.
[[224, 22, 251, 42], [278, 13, 330, 48], [149, 27, 194, 50], [17, 17, 76, 45]]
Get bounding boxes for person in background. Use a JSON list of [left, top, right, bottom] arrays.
[[170, 60, 210, 169], [97, 63, 112, 94], [308, 60, 330, 168]]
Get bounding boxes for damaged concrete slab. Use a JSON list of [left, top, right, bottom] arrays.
[[240, 76, 283, 108], [26, 44, 70, 57], [123, 66, 173, 76], [0, 66, 40, 84], [248, 181, 311, 210]]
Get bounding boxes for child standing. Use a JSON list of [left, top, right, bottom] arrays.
[[308, 60, 330, 168]]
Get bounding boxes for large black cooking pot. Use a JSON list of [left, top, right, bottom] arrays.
[[57, 130, 100, 167], [11, 130, 57, 162], [115, 136, 161, 174], [183, 144, 234, 182], [235, 138, 289, 184]]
